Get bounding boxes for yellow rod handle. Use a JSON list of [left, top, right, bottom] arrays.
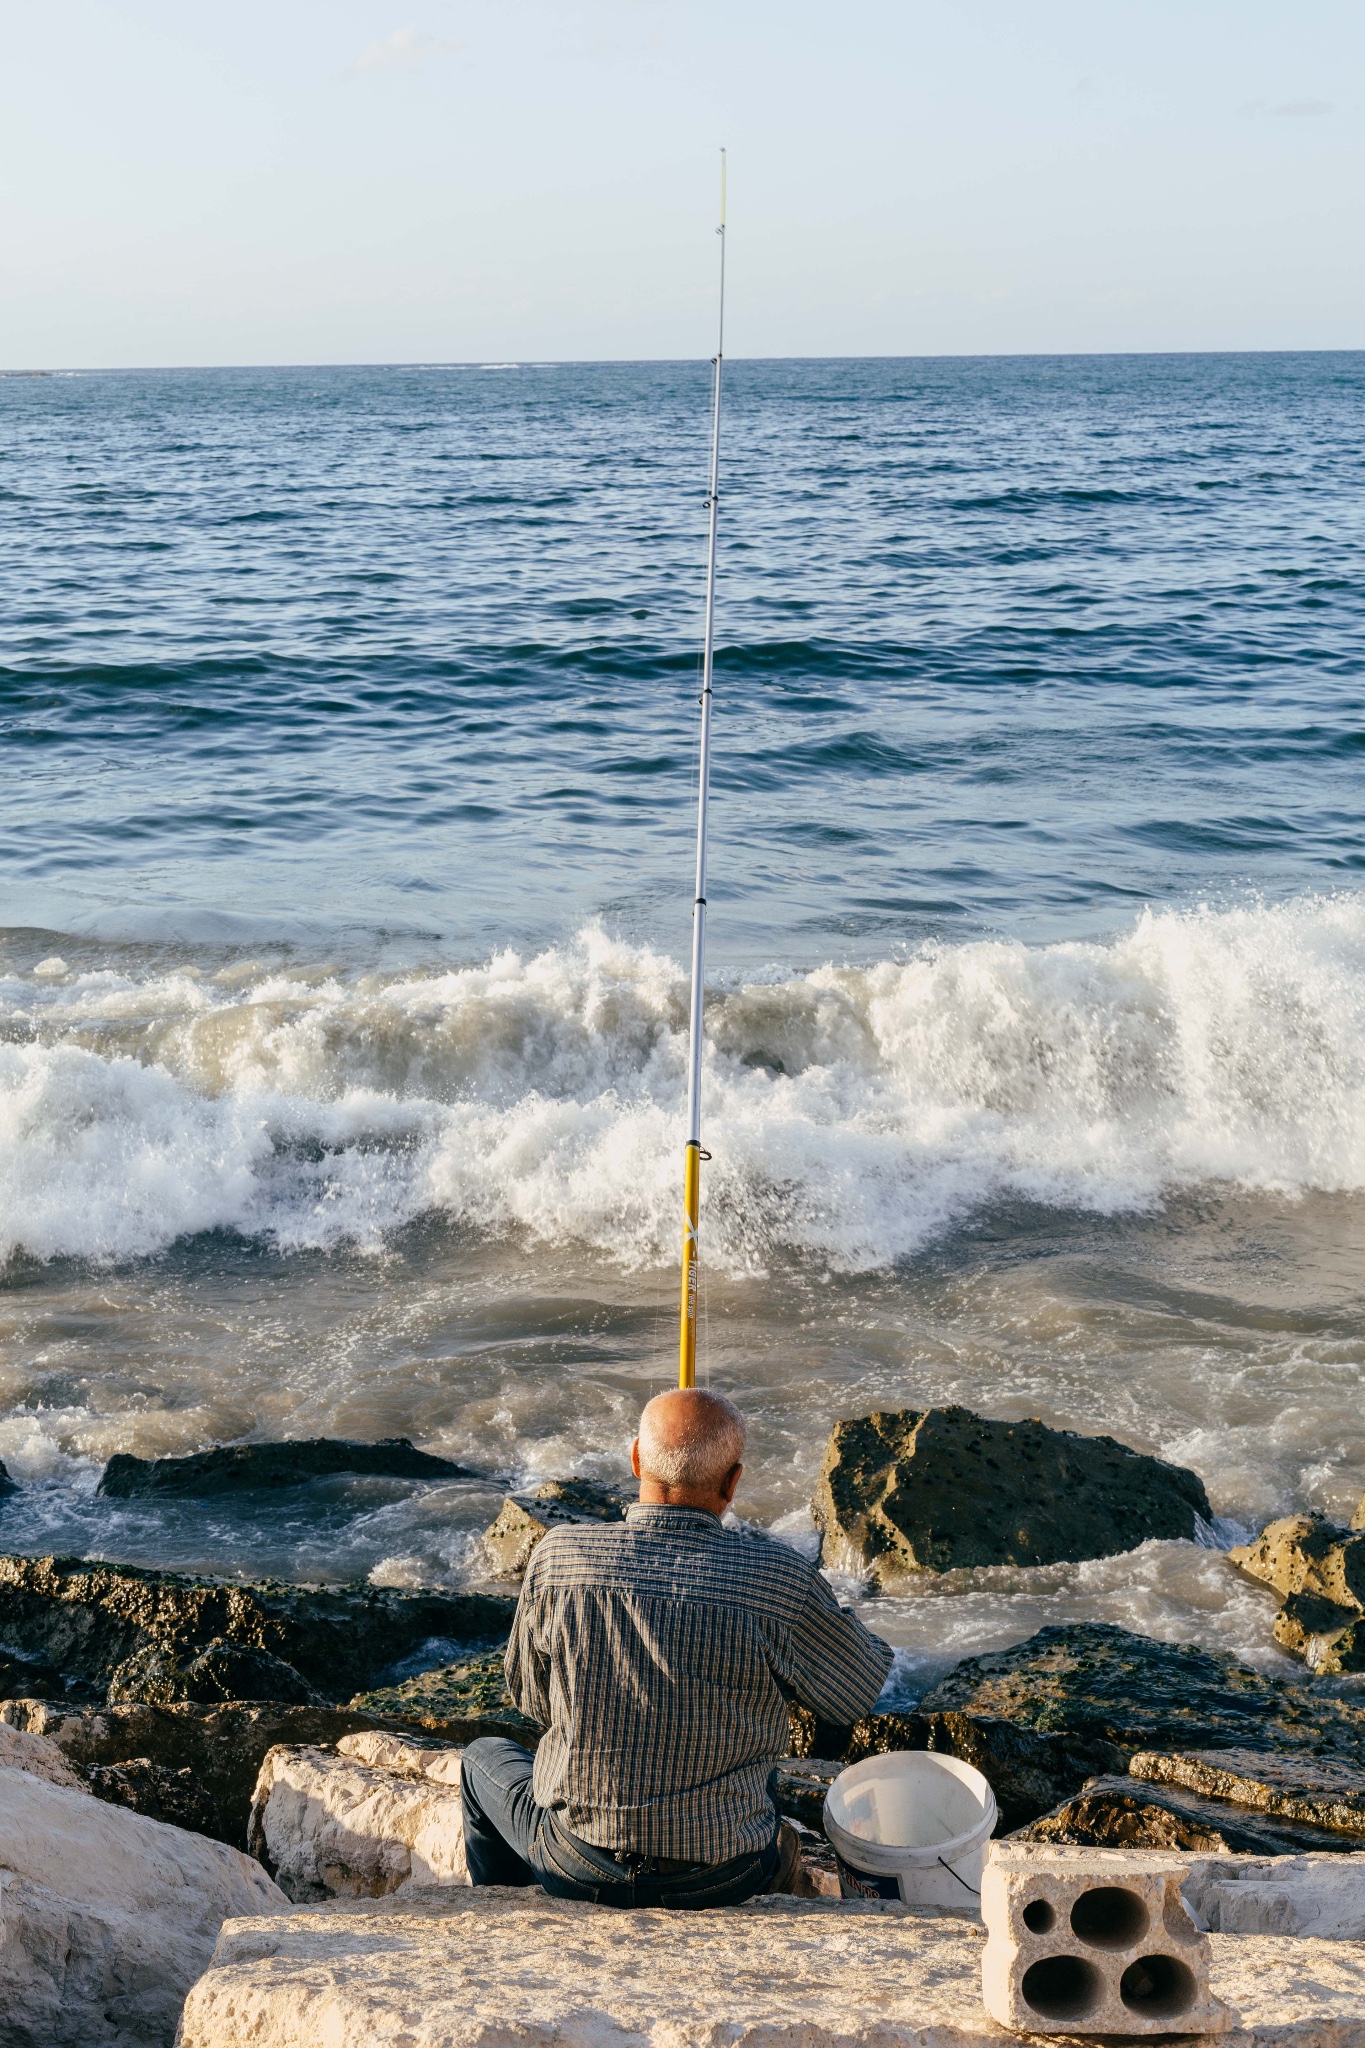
[[678, 1141, 701, 1387]]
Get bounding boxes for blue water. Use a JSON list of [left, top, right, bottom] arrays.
[[2, 353, 1364, 1685], [5, 354, 1365, 957]]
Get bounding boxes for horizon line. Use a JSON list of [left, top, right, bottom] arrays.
[[4, 345, 1365, 377]]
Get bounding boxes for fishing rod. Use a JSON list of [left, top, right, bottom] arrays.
[[679, 149, 726, 1391]]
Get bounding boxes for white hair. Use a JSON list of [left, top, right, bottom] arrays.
[[637, 1391, 746, 1490]]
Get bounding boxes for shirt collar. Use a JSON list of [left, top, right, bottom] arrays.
[[624, 1502, 722, 1532]]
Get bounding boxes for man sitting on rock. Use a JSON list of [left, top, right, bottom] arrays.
[[461, 1387, 893, 1908]]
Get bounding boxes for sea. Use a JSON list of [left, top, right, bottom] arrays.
[[3, 352, 1364, 1703]]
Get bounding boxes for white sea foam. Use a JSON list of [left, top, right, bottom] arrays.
[[3, 894, 1365, 1270]]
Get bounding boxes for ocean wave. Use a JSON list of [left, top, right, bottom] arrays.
[[3, 894, 1365, 1271]]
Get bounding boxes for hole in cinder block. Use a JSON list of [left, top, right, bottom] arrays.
[[1022, 1898, 1055, 1935], [1120, 1954, 1197, 2019], [1070, 1885, 1150, 1950], [1020, 1955, 1103, 2021]]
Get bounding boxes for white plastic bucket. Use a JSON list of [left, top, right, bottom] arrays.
[[822, 1752, 997, 1913]]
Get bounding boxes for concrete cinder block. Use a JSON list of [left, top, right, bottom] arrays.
[[981, 1843, 1229, 2035]]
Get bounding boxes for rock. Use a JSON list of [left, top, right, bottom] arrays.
[[981, 1844, 1224, 2037], [177, 1892, 1365, 2048], [84, 1759, 223, 1837], [0, 1697, 477, 1851], [772, 1755, 844, 1829], [1185, 1853, 1365, 1939], [336, 1729, 465, 1786], [248, 1742, 468, 1901], [348, 1646, 540, 1741], [483, 1477, 628, 1578], [0, 1750, 285, 2047], [1229, 1514, 1365, 1674], [916, 1623, 1365, 1828], [0, 1455, 16, 1496], [107, 1637, 322, 1707], [790, 1627, 1365, 1834], [1130, 1745, 1365, 1837], [1016, 1775, 1365, 1855], [812, 1407, 1212, 1585], [0, 1551, 515, 1702], [0, 1645, 69, 1700], [0, 1719, 90, 1792], [97, 1436, 477, 1497]]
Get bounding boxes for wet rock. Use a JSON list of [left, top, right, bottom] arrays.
[[107, 1637, 322, 1707], [84, 1757, 221, 1837], [0, 1697, 484, 1851], [0, 1455, 16, 1497], [349, 1646, 541, 1742], [918, 1623, 1365, 1828], [483, 1478, 628, 1578], [1229, 1514, 1365, 1674], [98, 1436, 477, 1497], [811, 1407, 1211, 1585], [1016, 1774, 1365, 1856], [0, 1754, 285, 2047], [921, 1621, 1365, 1754], [0, 1645, 70, 1700], [1129, 1745, 1365, 1836], [0, 1551, 515, 1701]]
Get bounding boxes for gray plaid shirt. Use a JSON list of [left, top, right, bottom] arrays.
[[504, 1501, 893, 1863]]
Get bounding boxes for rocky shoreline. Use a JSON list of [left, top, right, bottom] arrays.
[[1, 1405, 1364, 2043]]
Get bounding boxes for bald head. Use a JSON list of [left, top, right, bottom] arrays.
[[632, 1389, 746, 1516]]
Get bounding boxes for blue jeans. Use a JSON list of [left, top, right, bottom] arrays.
[[460, 1737, 781, 1909]]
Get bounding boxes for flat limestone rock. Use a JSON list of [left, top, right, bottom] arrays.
[[811, 1406, 1211, 1584], [97, 1436, 477, 1498], [0, 1551, 515, 1702], [336, 1729, 464, 1785], [248, 1742, 468, 1901], [1016, 1774, 1365, 1856], [0, 1755, 285, 2048], [483, 1478, 628, 1578], [177, 1890, 1365, 2048], [1131, 1746, 1365, 1836], [1186, 1854, 1365, 1939], [1229, 1515, 1365, 1675]]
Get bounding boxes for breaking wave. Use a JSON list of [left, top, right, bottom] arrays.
[[4, 893, 1365, 1272]]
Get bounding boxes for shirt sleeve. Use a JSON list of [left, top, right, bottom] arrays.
[[503, 1554, 553, 1727], [774, 1564, 895, 1722]]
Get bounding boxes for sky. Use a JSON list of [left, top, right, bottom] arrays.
[[3, 0, 1362, 365]]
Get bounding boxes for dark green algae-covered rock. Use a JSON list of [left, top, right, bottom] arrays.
[[349, 1646, 539, 1741], [792, 1623, 1365, 1831], [0, 1552, 515, 1706], [812, 1407, 1211, 1584]]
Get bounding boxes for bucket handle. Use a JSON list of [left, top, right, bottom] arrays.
[[937, 1856, 980, 1898]]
